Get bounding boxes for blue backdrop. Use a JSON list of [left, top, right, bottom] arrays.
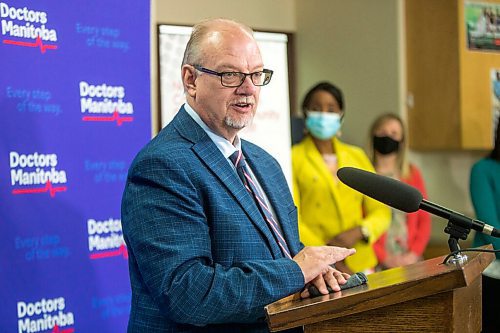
[[0, 1, 151, 332]]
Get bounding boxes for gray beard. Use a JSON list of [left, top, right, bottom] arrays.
[[224, 115, 253, 130]]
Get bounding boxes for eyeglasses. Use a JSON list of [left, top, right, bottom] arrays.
[[193, 65, 273, 87]]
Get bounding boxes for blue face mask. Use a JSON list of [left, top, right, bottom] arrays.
[[305, 111, 342, 140]]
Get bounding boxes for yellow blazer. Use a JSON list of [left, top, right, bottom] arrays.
[[292, 136, 391, 272]]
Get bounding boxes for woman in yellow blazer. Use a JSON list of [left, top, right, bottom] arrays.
[[292, 82, 390, 274]]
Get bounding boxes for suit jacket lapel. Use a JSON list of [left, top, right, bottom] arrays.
[[244, 144, 294, 257], [173, 108, 283, 258]]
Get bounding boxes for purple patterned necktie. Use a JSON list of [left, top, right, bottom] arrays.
[[230, 150, 292, 259]]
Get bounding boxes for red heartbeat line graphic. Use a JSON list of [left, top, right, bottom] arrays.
[[90, 244, 128, 260], [82, 110, 133, 126], [52, 324, 74, 333], [12, 180, 67, 198], [3, 36, 57, 54]]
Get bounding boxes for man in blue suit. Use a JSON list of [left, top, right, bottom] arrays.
[[121, 18, 356, 332]]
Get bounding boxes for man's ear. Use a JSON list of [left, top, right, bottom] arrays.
[[182, 65, 197, 98]]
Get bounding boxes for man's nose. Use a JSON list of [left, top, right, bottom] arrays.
[[236, 75, 258, 94]]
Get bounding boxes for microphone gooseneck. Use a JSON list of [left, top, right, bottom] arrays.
[[336, 167, 499, 238]]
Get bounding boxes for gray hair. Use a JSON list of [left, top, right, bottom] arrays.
[[181, 18, 254, 67]]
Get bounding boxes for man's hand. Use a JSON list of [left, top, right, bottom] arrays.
[[293, 246, 355, 284], [330, 260, 353, 275], [300, 266, 350, 298]]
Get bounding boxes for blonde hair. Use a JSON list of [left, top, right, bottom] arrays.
[[368, 113, 410, 179]]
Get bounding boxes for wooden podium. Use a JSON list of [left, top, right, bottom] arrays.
[[265, 246, 494, 332]]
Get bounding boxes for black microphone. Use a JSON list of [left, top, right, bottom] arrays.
[[337, 167, 500, 238]]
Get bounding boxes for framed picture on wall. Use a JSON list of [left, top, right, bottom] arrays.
[[465, 1, 500, 52]]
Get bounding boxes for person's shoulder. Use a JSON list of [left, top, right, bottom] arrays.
[[406, 163, 425, 183], [408, 163, 422, 175], [152, 124, 187, 149], [336, 139, 375, 172], [473, 157, 491, 168], [291, 137, 319, 170], [291, 137, 309, 155], [336, 138, 364, 153], [336, 139, 370, 160], [242, 139, 274, 159], [473, 157, 499, 172], [131, 123, 191, 167]]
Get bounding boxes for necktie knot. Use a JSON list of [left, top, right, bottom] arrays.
[[230, 150, 246, 168]]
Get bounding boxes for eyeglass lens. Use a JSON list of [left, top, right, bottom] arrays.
[[221, 72, 270, 87]]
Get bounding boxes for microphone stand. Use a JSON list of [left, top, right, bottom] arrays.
[[443, 212, 471, 264], [420, 200, 473, 264]]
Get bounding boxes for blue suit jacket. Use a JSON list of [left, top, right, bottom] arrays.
[[121, 107, 305, 332]]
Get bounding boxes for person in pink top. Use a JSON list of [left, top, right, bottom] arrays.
[[367, 113, 431, 269]]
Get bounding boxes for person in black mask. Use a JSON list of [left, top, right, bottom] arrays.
[[367, 113, 431, 270]]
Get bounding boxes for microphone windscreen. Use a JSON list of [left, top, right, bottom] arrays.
[[337, 167, 423, 213]]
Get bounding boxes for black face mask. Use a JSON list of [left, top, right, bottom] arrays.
[[373, 135, 400, 155]]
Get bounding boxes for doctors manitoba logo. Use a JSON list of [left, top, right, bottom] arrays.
[[80, 81, 134, 126], [17, 297, 75, 333], [10, 151, 68, 198], [88, 218, 128, 260], [1, 2, 58, 53]]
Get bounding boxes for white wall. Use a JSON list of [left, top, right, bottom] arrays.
[[295, 0, 401, 138]]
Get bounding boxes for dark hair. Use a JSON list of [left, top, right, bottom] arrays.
[[490, 119, 500, 160], [301, 81, 344, 116]]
